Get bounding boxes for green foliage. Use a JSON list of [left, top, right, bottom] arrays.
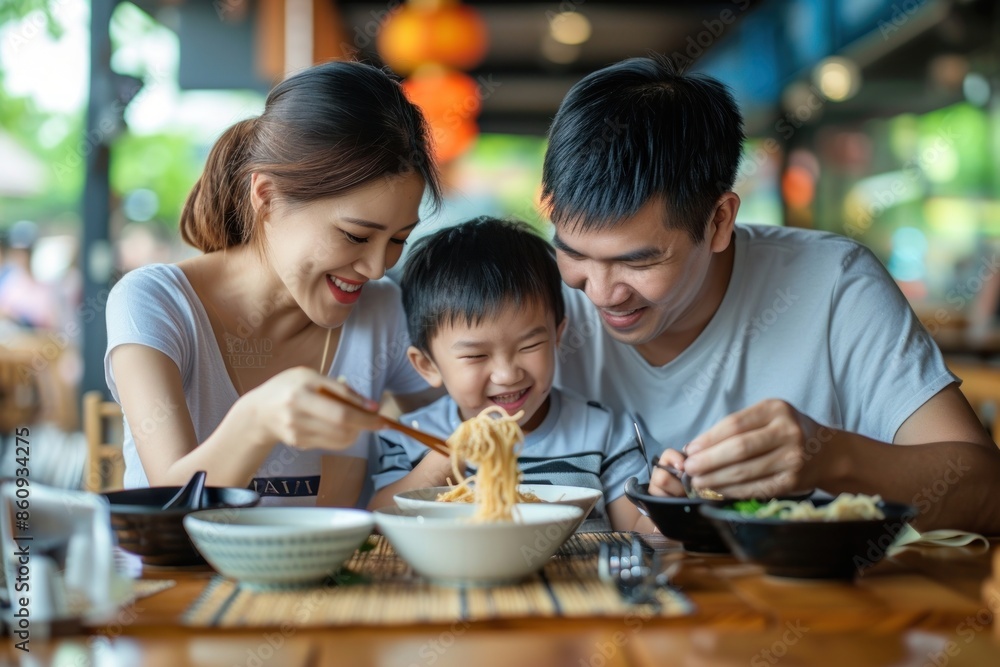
[[0, 0, 63, 38], [110, 132, 204, 226]]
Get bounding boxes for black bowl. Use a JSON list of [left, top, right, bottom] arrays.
[[624, 477, 731, 554], [103, 486, 260, 566], [700, 498, 915, 579]]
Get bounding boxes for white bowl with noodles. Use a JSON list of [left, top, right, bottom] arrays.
[[393, 484, 601, 529], [374, 503, 584, 586]]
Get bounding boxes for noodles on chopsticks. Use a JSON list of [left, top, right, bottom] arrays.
[[435, 406, 539, 521]]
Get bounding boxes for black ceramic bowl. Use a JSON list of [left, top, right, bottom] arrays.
[[624, 477, 731, 554], [700, 498, 915, 579], [103, 486, 260, 566]]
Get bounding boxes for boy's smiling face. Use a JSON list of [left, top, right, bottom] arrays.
[[407, 301, 566, 432]]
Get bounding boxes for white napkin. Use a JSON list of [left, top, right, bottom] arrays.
[[0, 481, 133, 628], [888, 524, 991, 556]]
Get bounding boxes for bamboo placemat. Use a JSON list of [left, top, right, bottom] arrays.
[[182, 532, 693, 628]]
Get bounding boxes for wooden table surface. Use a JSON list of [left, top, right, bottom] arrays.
[[7, 535, 1000, 666]]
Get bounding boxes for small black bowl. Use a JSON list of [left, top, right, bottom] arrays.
[[624, 477, 731, 554], [103, 486, 260, 566], [700, 498, 915, 579]]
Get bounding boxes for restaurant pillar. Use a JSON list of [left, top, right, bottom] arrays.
[[256, 0, 351, 79], [80, 0, 119, 398]]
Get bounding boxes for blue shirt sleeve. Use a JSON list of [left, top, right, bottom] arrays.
[[371, 430, 428, 492]]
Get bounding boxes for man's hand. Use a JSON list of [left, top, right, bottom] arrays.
[[681, 399, 830, 498], [648, 449, 688, 497]]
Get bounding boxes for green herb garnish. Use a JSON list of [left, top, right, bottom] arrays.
[[330, 567, 370, 586], [732, 500, 765, 515]]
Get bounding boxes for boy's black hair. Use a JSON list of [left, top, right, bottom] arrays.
[[402, 217, 565, 355], [541, 54, 746, 243]]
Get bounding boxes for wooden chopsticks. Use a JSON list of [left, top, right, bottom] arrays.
[[317, 386, 450, 457]]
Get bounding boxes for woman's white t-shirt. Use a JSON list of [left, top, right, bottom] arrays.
[[104, 264, 428, 506]]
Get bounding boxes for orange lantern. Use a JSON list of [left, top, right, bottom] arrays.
[[378, 2, 488, 75], [402, 68, 481, 163]]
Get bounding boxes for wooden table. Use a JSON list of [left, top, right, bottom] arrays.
[[7, 535, 1000, 666]]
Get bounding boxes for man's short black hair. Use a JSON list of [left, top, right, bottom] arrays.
[[402, 217, 565, 354], [541, 55, 745, 243]]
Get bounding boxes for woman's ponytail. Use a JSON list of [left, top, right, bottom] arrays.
[[179, 117, 257, 253], [179, 62, 442, 254]]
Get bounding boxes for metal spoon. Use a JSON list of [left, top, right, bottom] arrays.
[[633, 420, 698, 499], [669, 459, 724, 501], [632, 421, 653, 479]]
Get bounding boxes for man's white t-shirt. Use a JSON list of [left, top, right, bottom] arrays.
[[104, 264, 428, 506], [555, 224, 957, 453]]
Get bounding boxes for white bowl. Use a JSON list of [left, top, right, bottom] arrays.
[[183, 507, 373, 589], [394, 484, 601, 527], [374, 503, 583, 586]]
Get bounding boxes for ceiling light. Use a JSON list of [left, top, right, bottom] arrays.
[[549, 11, 591, 46], [813, 57, 861, 102]]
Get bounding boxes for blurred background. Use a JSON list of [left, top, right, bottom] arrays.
[[0, 0, 998, 487]]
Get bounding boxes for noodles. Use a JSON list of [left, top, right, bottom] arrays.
[[739, 493, 885, 521], [435, 406, 538, 521]]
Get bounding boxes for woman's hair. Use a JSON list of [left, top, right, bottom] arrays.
[[541, 55, 745, 243], [180, 61, 442, 252], [401, 217, 565, 355]]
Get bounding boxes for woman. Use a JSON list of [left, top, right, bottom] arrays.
[[106, 61, 441, 506]]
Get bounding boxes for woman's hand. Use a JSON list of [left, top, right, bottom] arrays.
[[681, 399, 830, 498], [248, 367, 383, 451], [648, 449, 688, 497]]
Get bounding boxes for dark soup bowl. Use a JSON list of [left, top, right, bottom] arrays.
[[624, 477, 731, 554], [700, 497, 915, 579], [103, 486, 260, 566]]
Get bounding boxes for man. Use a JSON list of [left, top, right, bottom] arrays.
[[543, 55, 1000, 533]]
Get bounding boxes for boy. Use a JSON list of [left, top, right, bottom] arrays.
[[370, 217, 654, 532]]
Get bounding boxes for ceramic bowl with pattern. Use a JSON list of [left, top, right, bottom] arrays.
[[183, 507, 374, 588], [374, 503, 583, 586]]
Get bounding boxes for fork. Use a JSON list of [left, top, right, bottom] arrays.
[[599, 537, 664, 609]]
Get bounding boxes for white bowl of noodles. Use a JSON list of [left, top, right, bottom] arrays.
[[374, 503, 584, 586], [393, 484, 601, 529]]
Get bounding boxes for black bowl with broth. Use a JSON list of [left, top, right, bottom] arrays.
[[104, 486, 260, 566], [624, 477, 732, 553], [624, 477, 816, 554], [700, 498, 915, 579]]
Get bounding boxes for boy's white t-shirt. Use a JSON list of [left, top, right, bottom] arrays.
[[555, 224, 957, 453], [104, 264, 428, 506], [373, 388, 651, 531]]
